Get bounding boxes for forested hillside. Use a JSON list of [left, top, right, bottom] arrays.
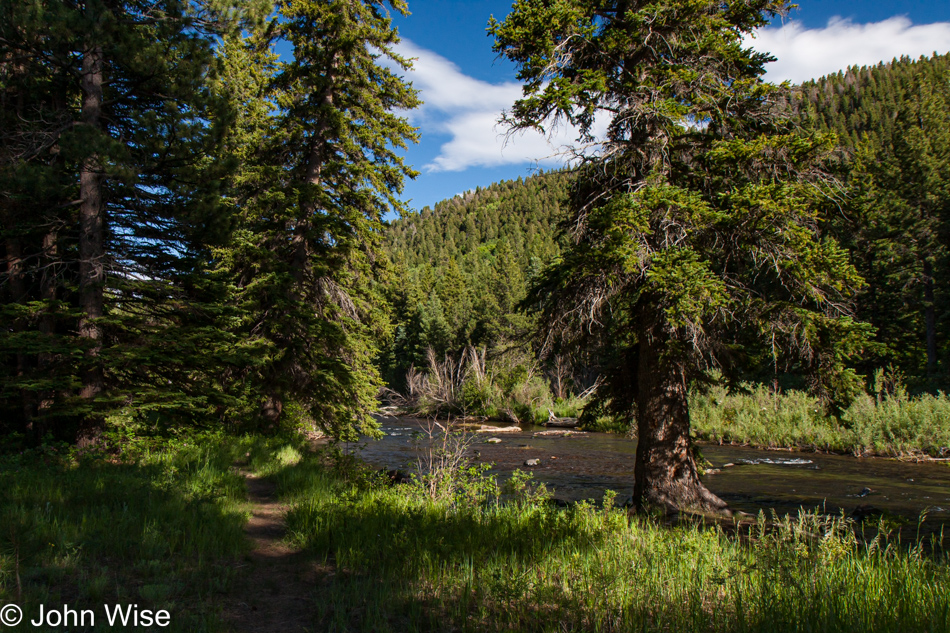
[[793, 53, 950, 148], [388, 172, 570, 270], [380, 171, 571, 387], [384, 53, 950, 399], [792, 53, 950, 379]]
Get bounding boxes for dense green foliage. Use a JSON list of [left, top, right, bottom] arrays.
[[381, 171, 572, 388], [383, 53, 950, 437], [0, 0, 417, 443], [488, 0, 869, 512], [0, 0, 254, 437], [792, 54, 950, 381], [220, 0, 419, 439], [691, 376, 950, 457]]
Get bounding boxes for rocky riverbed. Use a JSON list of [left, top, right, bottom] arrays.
[[351, 416, 950, 530]]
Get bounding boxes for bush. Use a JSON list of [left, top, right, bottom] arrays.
[[691, 379, 950, 457]]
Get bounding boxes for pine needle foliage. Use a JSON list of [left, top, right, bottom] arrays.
[[0, 0, 257, 439], [791, 54, 950, 381], [225, 0, 421, 439], [490, 0, 869, 512]]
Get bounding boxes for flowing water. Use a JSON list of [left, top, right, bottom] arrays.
[[351, 417, 950, 529]]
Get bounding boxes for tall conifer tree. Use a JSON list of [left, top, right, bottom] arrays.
[[230, 0, 420, 438], [492, 0, 867, 512], [0, 0, 248, 437]]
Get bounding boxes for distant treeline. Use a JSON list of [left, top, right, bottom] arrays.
[[384, 53, 950, 397], [381, 172, 573, 389]]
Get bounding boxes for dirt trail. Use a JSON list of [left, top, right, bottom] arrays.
[[223, 473, 325, 633]]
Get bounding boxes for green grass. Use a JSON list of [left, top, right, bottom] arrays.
[[4, 430, 949, 632], [272, 446, 950, 633], [691, 384, 950, 457], [0, 433, 261, 632]]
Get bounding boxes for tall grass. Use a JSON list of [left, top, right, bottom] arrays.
[[845, 392, 950, 456], [277, 449, 950, 633], [691, 382, 950, 457], [387, 345, 590, 425], [7, 429, 944, 633], [0, 434, 255, 632]]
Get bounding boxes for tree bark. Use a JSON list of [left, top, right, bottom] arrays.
[[292, 56, 337, 285], [36, 228, 58, 437], [78, 43, 105, 401], [632, 319, 727, 514]]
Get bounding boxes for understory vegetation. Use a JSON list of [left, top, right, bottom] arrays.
[[383, 346, 589, 426], [275, 439, 950, 633], [389, 348, 950, 457], [4, 433, 948, 632], [0, 434, 257, 632], [692, 379, 950, 458]]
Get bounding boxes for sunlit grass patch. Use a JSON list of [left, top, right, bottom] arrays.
[[0, 434, 253, 632], [275, 448, 950, 633]]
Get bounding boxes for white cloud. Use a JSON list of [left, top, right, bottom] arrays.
[[396, 18, 950, 173], [395, 41, 519, 120], [748, 17, 950, 84], [394, 41, 589, 172]]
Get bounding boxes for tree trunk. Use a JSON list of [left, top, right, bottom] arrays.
[[36, 228, 58, 437], [632, 321, 727, 514], [78, 43, 105, 401], [922, 258, 937, 374]]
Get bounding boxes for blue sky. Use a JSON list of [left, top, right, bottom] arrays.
[[383, 1, 950, 215]]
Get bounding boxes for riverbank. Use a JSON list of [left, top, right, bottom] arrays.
[[691, 385, 950, 459], [279, 438, 950, 632], [2, 432, 949, 632], [393, 383, 950, 459], [364, 416, 950, 529]]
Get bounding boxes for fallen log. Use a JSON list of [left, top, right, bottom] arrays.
[[544, 417, 579, 428]]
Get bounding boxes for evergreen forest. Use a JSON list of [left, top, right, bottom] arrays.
[[3, 1, 950, 631], [385, 52, 950, 413], [0, 0, 417, 443]]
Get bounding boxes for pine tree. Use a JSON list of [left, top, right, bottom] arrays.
[[491, 0, 867, 513], [0, 0, 251, 438], [230, 0, 420, 439]]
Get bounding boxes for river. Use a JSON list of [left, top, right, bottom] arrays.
[[348, 416, 950, 532]]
